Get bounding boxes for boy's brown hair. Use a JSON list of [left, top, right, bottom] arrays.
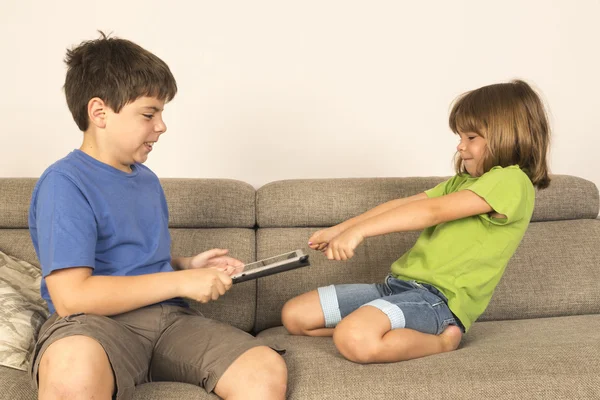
[[449, 79, 551, 189], [64, 31, 177, 131]]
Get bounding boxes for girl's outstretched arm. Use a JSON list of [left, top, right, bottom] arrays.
[[324, 190, 494, 260], [309, 192, 428, 251]]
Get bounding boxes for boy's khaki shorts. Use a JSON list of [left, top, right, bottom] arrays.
[[29, 304, 283, 400]]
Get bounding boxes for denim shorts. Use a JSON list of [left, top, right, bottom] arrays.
[[317, 275, 465, 335]]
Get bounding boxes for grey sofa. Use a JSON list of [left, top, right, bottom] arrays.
[[1, 175, 599, 400]]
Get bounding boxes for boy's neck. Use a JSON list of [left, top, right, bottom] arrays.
[[80, 132, 133, 173]]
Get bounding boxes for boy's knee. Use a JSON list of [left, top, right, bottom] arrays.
[[217, 346, 287, 399], [38, 336, 114, 399], [256, 346, 287, 381], [250, 347, 288, 395]]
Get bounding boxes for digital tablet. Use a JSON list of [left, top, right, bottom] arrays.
[[232, 249, 310, 284]]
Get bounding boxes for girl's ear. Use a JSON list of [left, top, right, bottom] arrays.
[[88, 97, 107, 129]]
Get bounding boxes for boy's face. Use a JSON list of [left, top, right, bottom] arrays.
[[456, 131, 487, 177], [101, 96, 167, 171]]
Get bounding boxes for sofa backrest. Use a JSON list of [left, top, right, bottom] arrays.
[[0, 178, 258, 332], [161, 179, 257, 331], [254, 175, 600, 332], [2, 175, 600, 334]]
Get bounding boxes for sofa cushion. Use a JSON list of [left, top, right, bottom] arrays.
[[0, 230, 39, 268], [0, 366, 37, 400], [132, 382, 218, 399], [255, 228, 417, 332], [256, 175, 599, 227], [170, 228, 256, 331], [0, 178, 256, 229], [257, 315, 600, 399], [0, 178, 259, 332], [0, 366, 218, 400], [0, 179, 37, 229], [254, 219, 600, 331], [0, 229, 258, 333], [478, 219, 600, 322], [161, 179, 255, 228], [0, 252, 49, 371]]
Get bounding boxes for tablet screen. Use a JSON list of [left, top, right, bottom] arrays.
[[243, 251, 298, 272], [231, 249, 309, 283]]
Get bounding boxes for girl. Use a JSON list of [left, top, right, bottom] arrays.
[[281, 79, 551, 364]]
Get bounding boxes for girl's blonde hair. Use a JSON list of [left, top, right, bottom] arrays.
[[449, 80, 551, 189]]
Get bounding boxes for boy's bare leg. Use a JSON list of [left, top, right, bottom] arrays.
[[214, 346, 287, 400], [38, 335, 114, 400], [282, 290, 334, 337], [333, 306, 462, 364]]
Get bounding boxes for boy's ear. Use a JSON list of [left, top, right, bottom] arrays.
[[88, 97, 107, 129]]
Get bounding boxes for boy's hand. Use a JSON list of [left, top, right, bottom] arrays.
[[188, 249, 244, 276], [324, 227, 364, 261], [308, 227, 343, 251], [179, 268, 233, 303]]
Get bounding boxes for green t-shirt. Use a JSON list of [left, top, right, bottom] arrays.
[[390, 165, 535, 331]]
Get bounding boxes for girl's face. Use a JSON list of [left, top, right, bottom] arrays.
[[456, 131, 487, 177]]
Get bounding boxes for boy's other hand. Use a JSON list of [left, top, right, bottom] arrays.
[[179, 268, 233, 303], [189, 249, 244, 276], [308, 227, 342, 252], [324, 227, 364, 261]]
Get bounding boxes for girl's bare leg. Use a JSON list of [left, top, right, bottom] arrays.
[[333, 305, 462, 363], [282, 290, 334, 337]]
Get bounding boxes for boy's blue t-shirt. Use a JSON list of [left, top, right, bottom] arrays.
[[29, 150, 186, 314]]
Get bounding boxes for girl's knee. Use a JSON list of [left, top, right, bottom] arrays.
[[333, 324, 381, 364], [281, 292, 321, 335], [281, 299, 301, 333]]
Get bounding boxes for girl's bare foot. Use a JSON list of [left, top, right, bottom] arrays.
[[439, 325, 463, 352]]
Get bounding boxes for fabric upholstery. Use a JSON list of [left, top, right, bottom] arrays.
[[0, 178, 256, 229], [1, 176, 599, 399], [0, 179, 37, 229], [0, 366, 218, 400], [258, 315, 600, 399], [0, 230, 39, 268], [0, 229, 257, 333], [161, 179, 255, 228], [170, 228, 256, 331], [255, 228, 417, 332], [254, 220, 600, 331], [256, 175, 599, 227]]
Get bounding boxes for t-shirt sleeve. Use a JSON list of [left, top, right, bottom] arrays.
[[33, 171, 97, 277], [463, 167, 532, 225], [425, 175, 462, 198]]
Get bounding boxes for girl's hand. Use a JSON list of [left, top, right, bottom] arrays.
[[308, 226, 343, 251], [188, 249, 244, 276], [324, 227, 364, 261]]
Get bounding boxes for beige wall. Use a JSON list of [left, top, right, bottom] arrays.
[[1, 0, 599, 194]]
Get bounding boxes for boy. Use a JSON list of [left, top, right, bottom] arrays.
[[28, 32, 287, 400]]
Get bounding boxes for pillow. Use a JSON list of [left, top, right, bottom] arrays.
[[0, 251, 49, 371]]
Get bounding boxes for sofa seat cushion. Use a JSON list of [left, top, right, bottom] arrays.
[[0, 365, 37, 400], [132, 382, 218, 399], [257, 315, 600, 400], [0, 366, 219, 399]]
